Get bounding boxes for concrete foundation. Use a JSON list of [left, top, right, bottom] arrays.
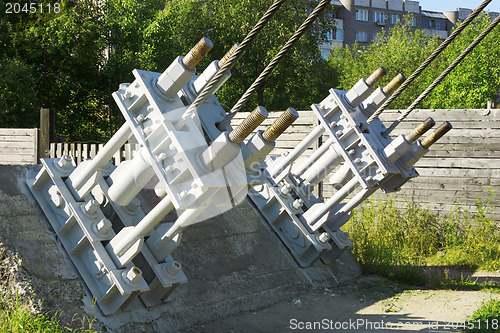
[[0, 164, 361, 331]]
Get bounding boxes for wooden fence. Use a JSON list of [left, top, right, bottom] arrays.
[[49, 142, 140, 165], [0, 128, 39, 164], [2, 109, 498, 220]]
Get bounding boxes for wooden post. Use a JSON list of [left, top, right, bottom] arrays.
[[39, 108, 55, 159]]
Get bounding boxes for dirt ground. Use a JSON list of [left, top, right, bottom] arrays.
[[189, 275, 500, 333]]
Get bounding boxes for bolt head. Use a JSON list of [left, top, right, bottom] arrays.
[[135, 114, 146, 123], [57, 155, 72, 169], [84, 200, 100, 216], [336, 130, 343, 137], [96, 218, 112, 234], [157, 153, 167, 161], [317, 232, 331, 243], [292, 199, 304, 210], [125, 267, 142, 283]]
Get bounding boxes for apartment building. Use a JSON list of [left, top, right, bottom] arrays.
[[320, 0, 499, 58]]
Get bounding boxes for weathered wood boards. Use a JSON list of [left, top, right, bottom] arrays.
[[0, 128, 38, 164]]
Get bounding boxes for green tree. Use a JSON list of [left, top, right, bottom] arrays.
[[139, 0, 338, 112], [327, 16, 441, 109], [327, 14, 500, 110], [425, 13, 500, 109], [0, 58, 40, 128]]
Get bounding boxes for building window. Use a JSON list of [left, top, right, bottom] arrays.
[[390, 14, 400, 24], [321, 49, 331, 59], [336, 29, 344, 41], [410, 17, 416, 26], [356, 9, 368, 21], [355, 31, 368, 42], [422, 17, 446, 30], [373, 11, 386, 23]]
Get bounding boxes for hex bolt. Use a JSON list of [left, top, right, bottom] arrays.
[[126, 198, 140, 212], [348, 149, 355, 156], [330, 121, 337, 127], [383, 73, 406, 95], [118, 83, 130, 91], [262, 107, 299, 143], [182, 37, 214, 70], [366, 176, 373, 182], [179, 190, 189, 199], [317, 232, 331, 244], [157, 152, 167, 161], [143, 127, 152, 135], [57, 155, 72, 169], [95, 218, 112, 234], [83, 200, 100, 216], [123, 90, 133, 99], [340, 114, 346, 120], [219, 43, 239, 67], [135, 114, 146, 124], [354, 158, 362, 164], [365, 67, 387, 88], [125, 267, 142, 283], [292, 199, 304, 210], [406, 117, 436, 143], [228, 106, 268, 145], [358, 141, 365, 148], [336, 130, 343, 137], [147, 105, 154, 113], [165, 165, 174, 174], [280, 184, 292, 196], [421, 121, 453, 148], [165, 261, 182, 276]]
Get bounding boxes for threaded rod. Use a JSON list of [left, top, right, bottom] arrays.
[[229, 106, 268, 145], [262, 107, 299, 143], [183, 37, 214, 70], [421, 121, 453, 148], [406, 117, 435, 143]]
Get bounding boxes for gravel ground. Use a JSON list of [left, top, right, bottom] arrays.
[[190, 275, 500, 333]]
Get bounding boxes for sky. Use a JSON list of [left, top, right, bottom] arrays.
[[417, 0, 500, 13]]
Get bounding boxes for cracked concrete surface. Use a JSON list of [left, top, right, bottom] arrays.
[[0, 164, 362, 332]]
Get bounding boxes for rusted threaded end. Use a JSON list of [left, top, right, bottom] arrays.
[[421, 121, 453, 148], [365, 67, 387, 88], [383, 73, 406, 95], [229, 106, 268, 145], [262, 107, 299, 143], [219, 43, 239, 68], [406, 117, 435, 143], [183, 37, 214, 70]]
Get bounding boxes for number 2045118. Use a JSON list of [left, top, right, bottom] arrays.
[[5, 2, 61, 14]]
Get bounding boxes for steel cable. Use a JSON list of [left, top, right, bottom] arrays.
[[363, 0, 493, 130], [179, 0, 287, 126], [217, 0, 333, 130], [383, 13, 500, 137]]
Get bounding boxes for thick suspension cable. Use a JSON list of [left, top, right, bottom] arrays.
[[383, 13, 500, 137], [179, 0, 287, 125], [362, 0, 493, 130], [217, 0, 333, 130]]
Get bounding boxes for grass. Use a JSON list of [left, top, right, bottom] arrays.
[[344, 187, 499, 287], [0, 244, 97, 333], [0, 291, 97, 332], [465, 298, 500, 333]]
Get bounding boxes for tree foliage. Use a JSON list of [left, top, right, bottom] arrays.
[[2, 0, 337, 141], [327, 14, 500, 110]]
